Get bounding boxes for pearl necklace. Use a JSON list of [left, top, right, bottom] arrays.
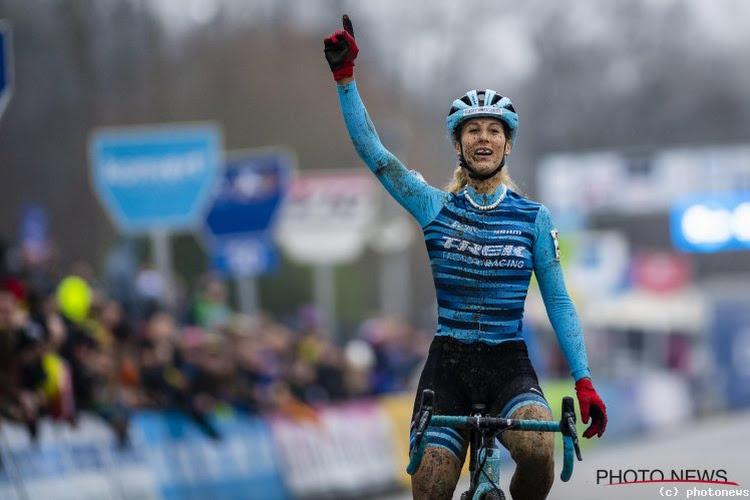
[[463, 184, 507, 211]]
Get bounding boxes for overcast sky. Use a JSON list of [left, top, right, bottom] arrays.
[[144, 0, 750, 103]]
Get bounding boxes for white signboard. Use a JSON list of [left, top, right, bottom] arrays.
[[538, 145, 750, 216], [277, 170, 377, 264], [269, 402, 397, 498], [0, 416, 160, 500]]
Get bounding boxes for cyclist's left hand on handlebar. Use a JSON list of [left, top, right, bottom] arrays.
[[323, 14, 359, 81], [575, 377, 607, 438]]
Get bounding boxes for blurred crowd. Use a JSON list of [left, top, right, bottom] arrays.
[[0, 238, 429, 444]]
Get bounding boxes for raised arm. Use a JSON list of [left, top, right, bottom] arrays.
[[532, 205, 607, 438], [336, 82, 447, 226], [324, 16, 447, 227]]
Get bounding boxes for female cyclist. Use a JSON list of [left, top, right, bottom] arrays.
[[324, 16, 607, 500]]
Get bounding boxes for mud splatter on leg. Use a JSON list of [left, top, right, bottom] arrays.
[[411, 447, 463, 500], [503, 405, 554, 500]]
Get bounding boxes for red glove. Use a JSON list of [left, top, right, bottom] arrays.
[[575, 377, 607, 438], [323, 15, 359, 81]]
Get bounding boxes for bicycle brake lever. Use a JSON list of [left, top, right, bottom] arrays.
[[411, 408, 431, 451], [412, 390, 435, 451], [561, 396, 583, 461], [566, 415, 583, 461]]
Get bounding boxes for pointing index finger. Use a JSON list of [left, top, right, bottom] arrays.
[[342, 14, 355, 39]]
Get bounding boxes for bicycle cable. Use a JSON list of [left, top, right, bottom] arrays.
[[476, 424, 519, 497], [476, 432, 503, 495]]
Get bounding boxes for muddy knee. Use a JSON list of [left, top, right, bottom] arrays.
[[411, 447, 463, 500], [504, 405, 555, 497], [507, 409, 553, 462], [514, 435, 554, 472], [510, 443, 554, 500]]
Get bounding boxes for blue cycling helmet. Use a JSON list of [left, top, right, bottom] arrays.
[[445, 89, 519, 146]]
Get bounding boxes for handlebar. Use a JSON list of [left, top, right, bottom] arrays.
[[407, 391, 583, 481]]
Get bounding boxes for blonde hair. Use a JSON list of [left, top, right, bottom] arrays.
[[445, 165, 520, 194]]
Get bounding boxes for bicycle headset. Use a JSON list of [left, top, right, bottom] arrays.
[[445, 89, 519, 181]]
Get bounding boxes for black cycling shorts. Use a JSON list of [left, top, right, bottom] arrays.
[[409, 336, 550, 461]]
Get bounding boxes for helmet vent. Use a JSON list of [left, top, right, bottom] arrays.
[[446, 89, 519, 145]]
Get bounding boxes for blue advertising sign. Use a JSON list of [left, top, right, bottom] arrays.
[[133, 410, 288, 500], [0, 21, 13, 121], [204, 149, 293, 277], [713, 301, 750, 409], [670, 192, 750, 253], [89, 123, 222, 233], [210, 234, 279, 277], [20, 203, 49, 263], [0, 416, 161, 500]]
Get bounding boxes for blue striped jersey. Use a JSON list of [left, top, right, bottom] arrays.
[[337, 81, 590, 380], [426, 190, 541, 343]]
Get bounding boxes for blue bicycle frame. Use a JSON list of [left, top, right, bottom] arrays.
[[407, 391, 581, 500]]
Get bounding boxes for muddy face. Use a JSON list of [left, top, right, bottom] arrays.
[[455, 117, 512, 175]]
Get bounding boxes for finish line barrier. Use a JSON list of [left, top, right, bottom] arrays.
[[0, 379, 670, 499]]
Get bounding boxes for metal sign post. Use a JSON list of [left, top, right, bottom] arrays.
[[370, 201, 415, 319], [236, 276, 259, 316], [149, 227, 173, 303], [313, 263, 336, 336]]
